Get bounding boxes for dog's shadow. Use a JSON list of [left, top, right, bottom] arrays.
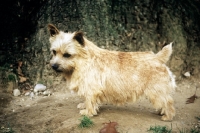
[[97, 104, 160, 121]]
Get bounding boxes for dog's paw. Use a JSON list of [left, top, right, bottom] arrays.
[[79, 109, 92, 116], [77, 103, 85, 109], [80, 109, 96, 117], [161, 115, 172, 121], [155, 109, 164, 116]]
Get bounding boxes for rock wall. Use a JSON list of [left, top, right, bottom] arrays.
[[8, 0, 200, 85]]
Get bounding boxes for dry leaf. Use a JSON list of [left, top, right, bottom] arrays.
[[186, 87, 198, 104], [99, 121, 118, 133], [19, 76, 27, 83], [17, 61, 24, 76], [186, 94, 198, 104], [17, 67, 23, 76], [21, 83, 32, 94], [18, 61, 23, 67]]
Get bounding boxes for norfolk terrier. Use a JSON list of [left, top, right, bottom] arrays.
[[47, 24, 176, 121]]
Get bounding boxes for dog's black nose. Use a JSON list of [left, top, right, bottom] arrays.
[[52, 64, 59, 70]]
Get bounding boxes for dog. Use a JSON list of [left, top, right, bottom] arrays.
[[47, 24, 176, 121]]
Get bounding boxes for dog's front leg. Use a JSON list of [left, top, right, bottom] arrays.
[[77, 102, 86, 109], [79, 96, 99, 116]]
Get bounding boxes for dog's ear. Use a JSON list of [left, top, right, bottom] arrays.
[[73, 31, 84, 46], [47, 24, 59, 37]]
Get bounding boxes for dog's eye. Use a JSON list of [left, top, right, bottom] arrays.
[[52, 50, 56, 55], [63, 53, 71, 58]]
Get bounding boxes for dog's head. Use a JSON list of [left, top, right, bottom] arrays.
[[47, 24, 87, 73]]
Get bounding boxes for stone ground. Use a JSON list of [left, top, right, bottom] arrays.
[[0, 78, 200, 133]]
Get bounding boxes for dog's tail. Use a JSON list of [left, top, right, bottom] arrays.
[[156, 42, 173, 64]]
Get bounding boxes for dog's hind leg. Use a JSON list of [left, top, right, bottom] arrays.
[[160, 95, 175, 121], [145, 90, 175, 121]]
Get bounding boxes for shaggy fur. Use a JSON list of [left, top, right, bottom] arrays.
[[47, 24, 176, 121]]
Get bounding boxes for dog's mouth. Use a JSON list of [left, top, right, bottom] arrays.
[[54, 69, 63, 72]]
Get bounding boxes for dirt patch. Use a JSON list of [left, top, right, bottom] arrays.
[[0, 93, 12, 115], [0, 79, 200, 133]]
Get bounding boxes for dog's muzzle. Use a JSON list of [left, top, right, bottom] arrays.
[[51, 64, 62, 72]]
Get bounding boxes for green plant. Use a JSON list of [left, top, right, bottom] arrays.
[[0, 71, 8, 88], [0, 65, 17, 89], [78, 115, 94, 128], [190, 127, 200, 133], [37, 79, 53, 86], [7, 74, 16, 82], [37, 79, 45, 84], [147, 125, 172, 133], [0, 123, 15, 133], [195, 116, 200, 121], [44, 129, 53, 133], [0, 64, 10, 71], [178, 128, 188, 133]]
